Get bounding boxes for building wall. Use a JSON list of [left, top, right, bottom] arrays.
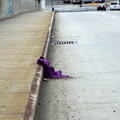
[[0, 0, 43, 19]]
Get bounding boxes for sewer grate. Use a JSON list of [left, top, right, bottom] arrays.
[[51, 41, 77, 45]]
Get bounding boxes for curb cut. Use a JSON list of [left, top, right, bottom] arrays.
[[23, 11, 55, 120]]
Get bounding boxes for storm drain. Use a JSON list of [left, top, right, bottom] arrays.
[[51, 41, 77, 45]]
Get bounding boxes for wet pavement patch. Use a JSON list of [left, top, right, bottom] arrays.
[[51, 41, 77, 45]]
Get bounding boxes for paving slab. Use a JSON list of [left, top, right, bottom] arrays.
[[0, 11, 54, 120]]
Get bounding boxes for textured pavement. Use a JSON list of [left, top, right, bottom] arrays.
[[0, 11, 54, 120]]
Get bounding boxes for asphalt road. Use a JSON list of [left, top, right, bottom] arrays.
[[36, 11, 120, 120], [45, 0, 110, 11], [45, 0, 98, 11]]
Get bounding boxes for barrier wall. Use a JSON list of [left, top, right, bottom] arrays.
[[0, 0, 40, 19]]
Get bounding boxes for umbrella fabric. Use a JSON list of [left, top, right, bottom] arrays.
[[37, 56, 68, 78]]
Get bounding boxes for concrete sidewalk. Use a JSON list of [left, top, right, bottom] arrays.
[[0, 11, 54, 120]]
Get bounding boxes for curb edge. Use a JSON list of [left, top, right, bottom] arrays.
[[23, 11, 55, 120]]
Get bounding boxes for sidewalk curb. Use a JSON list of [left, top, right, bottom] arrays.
[[23, 11, 55, 120]]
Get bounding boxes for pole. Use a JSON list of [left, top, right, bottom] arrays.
[[52, 0, 54, 11]]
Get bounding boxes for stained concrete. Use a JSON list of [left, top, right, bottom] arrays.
[[0, 11, 53, 120], [0, 0, 43, 19]]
